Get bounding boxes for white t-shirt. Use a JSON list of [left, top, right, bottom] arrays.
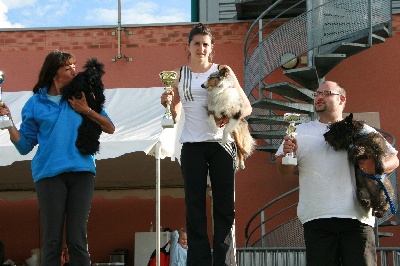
[[178, 64, 229, 143], [276, 120, 397, 227]]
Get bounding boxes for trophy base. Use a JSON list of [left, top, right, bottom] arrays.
[[161, 118, 174, 128], [282, 156, 297, 166], [0, 119, 13, 130]]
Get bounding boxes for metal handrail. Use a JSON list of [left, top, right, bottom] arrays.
[[243, 0, 306, 59], [236, 247, 400, 266], [243, 0, 392, 96], [245, 187, 299, 247]]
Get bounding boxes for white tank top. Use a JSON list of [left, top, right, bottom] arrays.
[[178, 64, 228, 143]]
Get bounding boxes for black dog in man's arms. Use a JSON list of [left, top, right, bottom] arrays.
[[61, 58, 105, 155], [324, 113, 395, 217]]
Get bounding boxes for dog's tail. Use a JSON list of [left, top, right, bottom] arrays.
[[237, 119, 256, 157], [84, 58, 105, 76]]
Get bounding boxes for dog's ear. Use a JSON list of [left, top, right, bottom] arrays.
[[344, 113, 353, 124], [84, 58, 105, 76], [219, 67, 230, 77], [348, 113, 353, 120]]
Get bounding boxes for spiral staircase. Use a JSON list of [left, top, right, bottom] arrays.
[[235, 0, 400, 265]]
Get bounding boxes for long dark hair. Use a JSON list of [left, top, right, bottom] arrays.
[[187, 23, 215, 62], [32, 50, 76, 93]]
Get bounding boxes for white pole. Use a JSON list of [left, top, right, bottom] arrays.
[[155, 141, 161, 266]]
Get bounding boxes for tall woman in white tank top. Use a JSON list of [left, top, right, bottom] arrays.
[[161, 23, 252, 265]]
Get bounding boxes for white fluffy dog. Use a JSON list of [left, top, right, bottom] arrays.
[[201, 67, 255, 169]]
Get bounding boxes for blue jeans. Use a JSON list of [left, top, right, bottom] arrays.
[[181, 142, 236, 266], [303, 218, 376, 266], [36, 171, 94, 266]]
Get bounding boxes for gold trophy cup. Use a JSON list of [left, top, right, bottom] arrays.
[[282, 113, 301, 165], [159, 71, 177, 128], [0, 71, 13, 130]]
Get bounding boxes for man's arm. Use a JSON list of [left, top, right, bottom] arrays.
[[358, 153, 399, 175], [384, 153, 400, 174]]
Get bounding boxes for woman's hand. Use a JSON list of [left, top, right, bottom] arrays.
[[160, 90, 173, 107], [0, 102, 13, 120], [68, 92, 91, 114], [0, 102, 20, 142], [214, 115, 229, 128]]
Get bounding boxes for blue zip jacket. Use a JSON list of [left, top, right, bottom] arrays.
[[13, 87, 111, 182]]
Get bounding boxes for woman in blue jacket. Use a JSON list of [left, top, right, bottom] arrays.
[[0, 50, 115, 265]]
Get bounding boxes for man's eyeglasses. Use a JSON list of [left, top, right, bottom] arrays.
[[312, 91, 341, 97]]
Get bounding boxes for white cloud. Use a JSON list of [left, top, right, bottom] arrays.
[[85, 8, 116, 24], [85, 1, 188, 25], [0, 0, 25, 28], [2, 0, 35, 9], [0, 0, 189, 28]]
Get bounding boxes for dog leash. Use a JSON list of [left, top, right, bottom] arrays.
[[360, 170, 397, 214]]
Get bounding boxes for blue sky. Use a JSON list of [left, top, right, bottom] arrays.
[[0, 0, 191, 28]]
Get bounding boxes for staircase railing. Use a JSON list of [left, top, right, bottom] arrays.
[[244, 0, 392, 155], [236, 247, 400, 266], [245, 187, 302, 248], [243, 0, 392, 97]]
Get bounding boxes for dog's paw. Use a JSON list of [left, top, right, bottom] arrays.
[[239, 161, 245, 169], [221, 133, 229, 145]]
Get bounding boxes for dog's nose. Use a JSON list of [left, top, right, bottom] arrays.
[[201, 84, 206, 88]]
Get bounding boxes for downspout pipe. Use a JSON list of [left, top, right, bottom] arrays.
[[191, 0, 199, 22]]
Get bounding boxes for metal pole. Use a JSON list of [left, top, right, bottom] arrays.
[[117, 0, 122, 57], [155, 141, 161, 266], [261, 211, 265, 247], [258, 19, 263, 99]]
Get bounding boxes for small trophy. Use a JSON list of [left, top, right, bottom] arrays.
[[282, 113, 300, 165], [159, 71, 177, 128], [0, 71, 13, 130]]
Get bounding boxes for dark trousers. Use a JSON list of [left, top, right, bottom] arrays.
[[36, 171, 94, 266], [181, 142, 236, 266], [303, 218, 376, 266]]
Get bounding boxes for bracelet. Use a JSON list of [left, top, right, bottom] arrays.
[[86, 108, 92, 115]]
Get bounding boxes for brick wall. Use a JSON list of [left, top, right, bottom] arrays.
[[0, 22, 254, 52], [0, 15, 398, 52]]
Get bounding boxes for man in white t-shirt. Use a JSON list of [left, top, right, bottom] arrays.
[[275, 81, 399, 266]]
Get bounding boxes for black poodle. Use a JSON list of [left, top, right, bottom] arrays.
[[61, 58, 105, 155], [324, 113, 396, 217]]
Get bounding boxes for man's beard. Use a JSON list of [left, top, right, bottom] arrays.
[[315, 105, 326, 113]]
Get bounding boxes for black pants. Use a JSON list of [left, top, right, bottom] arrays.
[[303, 218, 376, 266], [181, 142, 236, 266], [36, 171, 94, 266]]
